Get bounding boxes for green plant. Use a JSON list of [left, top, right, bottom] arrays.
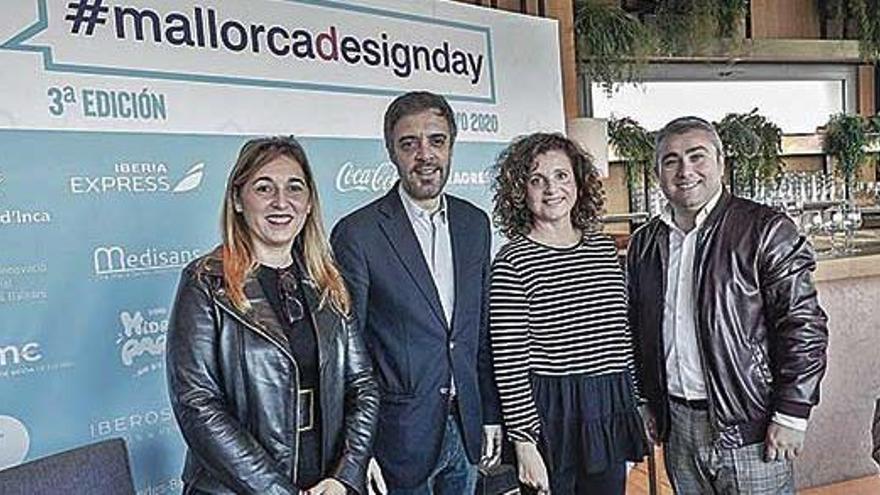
[[655, 0, 719, 55], [856, 0, 880, 60], [868, 114, 880, 133], [607, 116, 655, 190], [714, 109, 783, 195], [653, 0, 748, 55], [574, 0, 749, 90], [717, 0, 750, 38], [574, 0, 655, 93], [818, 0, 880, 60], [824, 113, 869, 188]]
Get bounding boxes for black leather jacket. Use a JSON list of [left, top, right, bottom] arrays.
[[627, 191, 829, 448], [167, 255, 379, 494]]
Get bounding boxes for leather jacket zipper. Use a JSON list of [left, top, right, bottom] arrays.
[[692, 228, 719, 436], [213, 297, 302, 488], [306, 299, 325, 475]]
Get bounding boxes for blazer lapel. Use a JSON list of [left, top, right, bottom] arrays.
[[377, 188, 447, 328]]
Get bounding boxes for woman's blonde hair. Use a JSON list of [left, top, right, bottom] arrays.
[[216, 136, 350, 316]]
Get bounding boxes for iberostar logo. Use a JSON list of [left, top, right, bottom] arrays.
[[2, 0, 496, 102]]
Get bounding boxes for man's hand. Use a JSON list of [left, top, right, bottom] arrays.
[[366, 458, 387, 495], [639, 405, 658, 445], [480, 424, 503, 470], [514, 441, 550, 494], [306, 478, 346, 495], [764, 422, 806, 462]]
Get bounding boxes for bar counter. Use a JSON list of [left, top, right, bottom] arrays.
[[796, 231, 880, 488]]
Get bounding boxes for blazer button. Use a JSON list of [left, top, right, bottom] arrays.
[[440, 386, 450, 395], [449, 341, 455, 350]]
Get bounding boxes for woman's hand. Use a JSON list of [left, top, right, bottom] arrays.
[[514, 441, 551, 494], [306, 478, 346, 495], [367, 458, 387, 495]]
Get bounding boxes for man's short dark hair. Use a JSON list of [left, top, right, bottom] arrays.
[[654, 116, 724, 170], [383, 91, 458, 161]]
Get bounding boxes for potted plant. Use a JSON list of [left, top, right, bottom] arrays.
[[607, 116, 656, 215], [715, 109, 784, 198], [824, 113, 869, 200]]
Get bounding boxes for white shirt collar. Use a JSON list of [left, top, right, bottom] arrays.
[[398, 182, 447, 221], [660, 187, 723, 233]]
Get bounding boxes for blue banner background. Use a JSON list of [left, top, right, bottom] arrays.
[[0, 129, 506, 492]]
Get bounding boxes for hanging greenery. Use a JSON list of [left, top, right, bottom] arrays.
[[868, 114, 880, 134], [717, 0, 750, 39], [655, 0, 720, 55], [824, 113, 869, 184], [573, 0, 655, 94], [856, 0, 880, 60], [574, 0, 748, 91], [714, 109, 783, 195], [607, 116, 655, 190], [817, 0, 880, 60]]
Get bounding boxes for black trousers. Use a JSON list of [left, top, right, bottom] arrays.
[[518, 462, 627, 495]]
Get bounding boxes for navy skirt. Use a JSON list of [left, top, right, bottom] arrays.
[[532, 370, 647, 475]]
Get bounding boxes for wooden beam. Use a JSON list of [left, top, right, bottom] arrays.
[[545, 0, 578, 120], [858, 65, 876, 117], [750, 0, 821, 39], [612, 39, 863, 64]]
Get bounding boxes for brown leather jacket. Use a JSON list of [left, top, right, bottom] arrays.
[[167, 254, 378, 494], [627, 191, 829, 448]]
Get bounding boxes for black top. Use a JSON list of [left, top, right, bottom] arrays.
[[256, 264, 322, 489]]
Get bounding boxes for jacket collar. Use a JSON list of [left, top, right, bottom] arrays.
[[654, 187, 732, 234], [660, 187, 724, 233], [200, 253, 337, 359]]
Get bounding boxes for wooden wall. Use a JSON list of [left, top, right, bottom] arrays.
[[750, 0, 821, 39]]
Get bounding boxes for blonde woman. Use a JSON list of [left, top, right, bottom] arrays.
[[167, 136, 378, 495]]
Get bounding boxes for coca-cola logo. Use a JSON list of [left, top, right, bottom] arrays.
[[335, 161, 398, 193]]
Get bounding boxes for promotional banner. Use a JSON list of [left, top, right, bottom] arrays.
[[0, 1, 563, 492]]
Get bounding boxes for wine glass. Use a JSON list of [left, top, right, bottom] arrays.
[[842, 202, 863, 254], [822, 206, 844, 256]]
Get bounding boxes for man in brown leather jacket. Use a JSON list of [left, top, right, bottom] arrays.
[[627, 116, 829, 494]]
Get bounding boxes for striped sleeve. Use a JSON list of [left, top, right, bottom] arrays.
[[489, 254, 541, 444], [610, 240, 642, 402]]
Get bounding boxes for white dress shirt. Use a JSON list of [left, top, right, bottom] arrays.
[[398, 184, 455, 326], [659, 188, 806, 432]]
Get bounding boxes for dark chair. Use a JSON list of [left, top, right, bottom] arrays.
[[0, 437, 135, 495]]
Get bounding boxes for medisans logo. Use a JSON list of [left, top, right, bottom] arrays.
[[93, 244, 199, 278]]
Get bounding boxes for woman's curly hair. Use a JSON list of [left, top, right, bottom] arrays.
[[491, 132, 605, 239]]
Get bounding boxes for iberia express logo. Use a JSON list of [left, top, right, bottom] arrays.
[[2, 0, 496, 103]]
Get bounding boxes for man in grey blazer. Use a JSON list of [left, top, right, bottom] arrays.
[[331, 91, 501, 494]]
